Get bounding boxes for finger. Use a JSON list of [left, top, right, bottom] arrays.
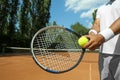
[[88, 42, 100, 50], [87, 43, 97, 50], [83, 40, 92, 49], [84, 35, 90, 40]]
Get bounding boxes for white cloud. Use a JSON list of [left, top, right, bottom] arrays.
[[65, 0, 110, 28], [65, 0, 109, 18], [80, 8, 96, 18]]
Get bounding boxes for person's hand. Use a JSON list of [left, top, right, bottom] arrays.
[[83, 34, 105, 50]]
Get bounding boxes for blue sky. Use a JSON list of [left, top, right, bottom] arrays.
[[50, 0, 109, 29]]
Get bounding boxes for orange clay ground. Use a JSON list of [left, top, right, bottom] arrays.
[[0, 53, 99, 80]]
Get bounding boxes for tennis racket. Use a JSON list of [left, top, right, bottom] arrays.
[[31, 26, 85, 73]]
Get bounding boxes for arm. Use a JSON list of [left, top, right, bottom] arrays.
[[89, 18, 100, 35], [99, 17, 120, 41], [110, 17, 120, 35], [84, 17, 120, 50]]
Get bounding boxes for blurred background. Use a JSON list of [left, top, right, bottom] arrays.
[[0, 0, 109, 54]]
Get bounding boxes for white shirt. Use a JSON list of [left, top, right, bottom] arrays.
[[96, 0, 120, 55]]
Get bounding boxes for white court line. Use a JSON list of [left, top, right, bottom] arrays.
[[89, 64, 92, 80]]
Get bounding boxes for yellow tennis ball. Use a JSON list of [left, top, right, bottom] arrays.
[[78, 36, 89, 47]]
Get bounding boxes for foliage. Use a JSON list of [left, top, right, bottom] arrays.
[[71, 22, 89, 35], [46, 21, 58, 26], [0, 0, 51, 52], [70, 9, 97, 35], [0, 0, 97, 53]]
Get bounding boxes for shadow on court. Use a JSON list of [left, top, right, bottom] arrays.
[[0, 53, 99, 80]]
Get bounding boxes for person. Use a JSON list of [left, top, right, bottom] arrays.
[[83, 0, 120, 80]]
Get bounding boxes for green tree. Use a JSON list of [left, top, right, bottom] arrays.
[[0, 0, 10, 45], [46, 21, 59, 26], [71, 22, 89, 35], [53, 21, 57, 26], [0, 0, 8, 52], [30, 0, 51, 36], [18, 0, 31, 47], [0, 0, 19, 45], [8, 0, 19, 46], [18, 0, 51, 47], [0, 0, 51, 52]]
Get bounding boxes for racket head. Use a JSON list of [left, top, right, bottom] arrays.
[[31, 26, 85, 73]]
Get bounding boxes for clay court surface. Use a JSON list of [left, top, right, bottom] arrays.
[[0, 53, 99, 80]]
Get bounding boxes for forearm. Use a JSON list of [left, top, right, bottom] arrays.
[[91, 19, 100, 32], [110, 17, 120, 35], [89, 19, 100, 35], [99, 17, 120, 41]]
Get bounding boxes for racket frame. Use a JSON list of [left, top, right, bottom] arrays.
[[31, 26, 85, 73]]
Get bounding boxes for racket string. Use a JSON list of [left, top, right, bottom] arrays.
[[39, 52, 81, 71], [32, 27, 83, 72]]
